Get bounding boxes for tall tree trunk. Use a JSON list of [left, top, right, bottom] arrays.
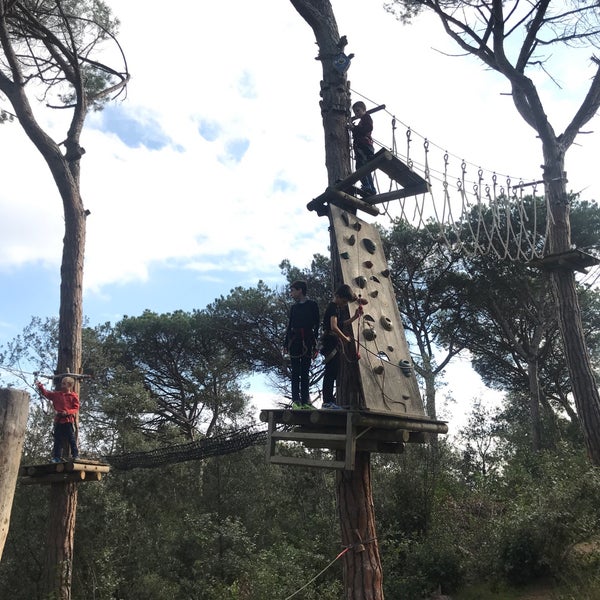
[[290, 1, 384, 597], [544, 146, 600, 464], [0, 388, 29, 561], [45, 483, 78, 600], [0, 34, 85, 600]]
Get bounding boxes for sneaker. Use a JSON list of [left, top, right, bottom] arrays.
[[291, 402, 304, 410], [301, 403, 315, 410], [322, 402, 342, 410], [50, 457, 61, 463]]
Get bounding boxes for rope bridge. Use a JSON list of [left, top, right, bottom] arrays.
[[105, 425, 268, 470], [351, 88, 550, 263]]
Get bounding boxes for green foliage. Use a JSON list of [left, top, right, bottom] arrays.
[[1, 0, 128, 111]]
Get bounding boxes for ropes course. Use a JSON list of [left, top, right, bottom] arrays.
[[351, 88, 551, 263]]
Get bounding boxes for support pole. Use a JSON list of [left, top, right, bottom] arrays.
[[0, 388, 30, 561]]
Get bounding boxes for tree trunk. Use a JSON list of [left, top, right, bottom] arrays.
[[290, 1, 385, 597], [544, 146, 600, 464], [0, 388, 29, 561], [45, 483, 78, 600], [337, 452, 384, 600], [527, 360, 542, 451]]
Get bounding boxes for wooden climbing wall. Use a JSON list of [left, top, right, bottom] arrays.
[[330, 205, 425, 417]]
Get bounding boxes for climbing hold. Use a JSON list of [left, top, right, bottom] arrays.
[[352, 222, 362, 231], [399, 359, 412, 377], [363, 314, 375, 322], [363, 260, 374, 269], [363, 327, 377, 341], [387, 345, 394, 352], [369, 290, 379, 298], [370, 275, 380, 284], [341, 212, 350, 226], [373, 365, 384, 375], [355, 275, 367, 288], [346, 234, 356, 246], [363, 238, 377, 254], [377, 351, 390, 361], [380, 316, 393, 331], [340, 251, 350, 259], [381, 269, 391, 278]]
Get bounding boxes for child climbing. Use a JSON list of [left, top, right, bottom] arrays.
[[36, 376, 79, 462], [349, 100, 376, 196]]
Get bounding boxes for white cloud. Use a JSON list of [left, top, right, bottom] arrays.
[[1, 0, 599, 298]]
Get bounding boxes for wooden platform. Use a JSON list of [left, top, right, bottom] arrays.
[[307, 149, 429, 216], [529, 249, 600, 273], [19, 458, 110, 485], [260, 408, 447, 471]]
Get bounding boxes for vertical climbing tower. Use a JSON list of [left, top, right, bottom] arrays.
[[260, 147, 448, 469]]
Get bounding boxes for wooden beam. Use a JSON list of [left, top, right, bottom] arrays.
[[365, 184, 429, 205], [269, 455, 348, 470], [307, 188, 380, 217], [333, 149, 394, 190], [21, 471, 103, 486]]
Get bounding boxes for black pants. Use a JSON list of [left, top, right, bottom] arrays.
[[53, 422, 78, 459], [354, 144, 375, 192], [322, 351, 340, 405]]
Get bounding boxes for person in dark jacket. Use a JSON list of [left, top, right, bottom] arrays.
[[285, 280, 320, 409], [37, 376, 79, 462], [350, 101, 376, 195], [321, 284, 362, 409]]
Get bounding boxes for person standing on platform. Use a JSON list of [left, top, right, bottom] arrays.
[[285, 280, 320, 410], [36, 376, 79, 462], [321, 284, 362, 409], [350, 100, 376, 196]]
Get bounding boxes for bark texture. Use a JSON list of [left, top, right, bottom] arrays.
[[0, 388, 29, 561]]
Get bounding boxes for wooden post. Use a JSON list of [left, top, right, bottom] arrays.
[[0, 388, 29, 561]]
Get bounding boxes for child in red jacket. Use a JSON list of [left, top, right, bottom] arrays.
[[36, 376, 80, 462]]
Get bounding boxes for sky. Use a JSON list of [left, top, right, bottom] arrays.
[[1, 0, 599, 429]]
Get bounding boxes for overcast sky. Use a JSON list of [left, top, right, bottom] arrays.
[[1, 0, 598, 422]]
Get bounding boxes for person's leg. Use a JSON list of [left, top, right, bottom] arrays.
[[67, 423, 79, 458], [52, 424, 63, 460], [355, 146, 376, 193], [322, 354, 339, 405], [290, 356, 301, 405], [300, 355, 311, 405]]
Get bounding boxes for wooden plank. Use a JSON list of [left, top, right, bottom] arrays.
[[20, 471, 86, 485], [63, 463, 110, 473], [269, 455, 348, 470], [364, 184, 429, 205], [333, 149, 394, 190], [21, 471, 103, 486], [307, 188, 380, 217], [271, 431, 348, 442]]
